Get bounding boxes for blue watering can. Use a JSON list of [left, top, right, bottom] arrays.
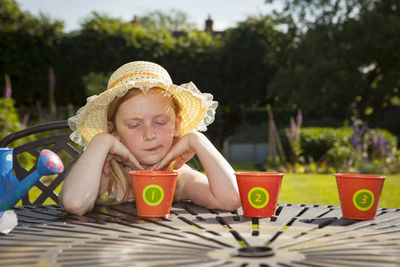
[[0, 148, 64, 211]]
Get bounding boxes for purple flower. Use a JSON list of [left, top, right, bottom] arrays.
[[290, 117, 296, 131], [352, 134, 361, 150], [285, 129, 295, 139], [371, 131, 379, 149], [351, 117, 357, 127], [377, 135, 389, 155], [49, 67, 56, 87], [5, 86, 12, 98], [22, 113, 30, 127], [4, 74, 12, 98], [296, 110, 303, 126]]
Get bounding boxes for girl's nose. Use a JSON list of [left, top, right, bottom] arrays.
[[143, 126, 156, 141]]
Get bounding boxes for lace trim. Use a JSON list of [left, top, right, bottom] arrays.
[[68, 80, 217, 147]]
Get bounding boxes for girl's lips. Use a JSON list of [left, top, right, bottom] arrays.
[[145, 145, 161, 152]]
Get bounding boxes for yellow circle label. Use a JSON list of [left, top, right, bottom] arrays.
[[248, 187, 269, 209], [353, 189, 375, 211], [143, 185, 164, 206]]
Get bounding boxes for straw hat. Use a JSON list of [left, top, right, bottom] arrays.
[[68, 61, 218, 147]]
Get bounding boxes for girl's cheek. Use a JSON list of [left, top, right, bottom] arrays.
[[159, 129, 176, 140], [122, 133, 140, 146]]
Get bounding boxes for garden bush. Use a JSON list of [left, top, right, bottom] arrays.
[[0, 97, 37, 168], [300, 127, 349, 162], [0, 97, 23, 139], [279, 123, 399, 174]]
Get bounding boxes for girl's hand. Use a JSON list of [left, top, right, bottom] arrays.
[[151, 132, 240, 211], [102, 134, 144, 176], [60, 133, 143, 215], [151, 133, 196, 170]]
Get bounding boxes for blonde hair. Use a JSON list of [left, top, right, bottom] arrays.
[[103, 87, 181, 204]]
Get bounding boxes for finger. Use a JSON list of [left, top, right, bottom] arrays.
[[103, 161, 111, 176], [155, 153, 176, 170], [150, 160, 167, 171], [114, 153, 143, 170], [105, 154, 113, 163], [148, 163, 160, 171], [173, 152, 193, 169], [151, 153, 176, 170], [173, 158, 185, 170], [111, 146, 144, 170], [129, 155, 144, 170]]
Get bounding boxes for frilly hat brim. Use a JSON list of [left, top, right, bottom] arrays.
[[68, 61, 218, 147]]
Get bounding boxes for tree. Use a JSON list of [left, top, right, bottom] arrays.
[[218, 15, 292, 107], [135, 9, 196, 31], [266, 0, 377, 31], [266, 0, 400, 122], [0, 0, 64, 105]]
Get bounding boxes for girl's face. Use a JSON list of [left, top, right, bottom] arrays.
[[112, 91, 181, 167]]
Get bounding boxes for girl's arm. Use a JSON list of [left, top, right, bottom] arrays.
[[59, 133, 141, 215], [153, 132, 241, 211]]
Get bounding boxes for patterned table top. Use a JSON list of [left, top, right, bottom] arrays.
[[1, 202, 400, 267]]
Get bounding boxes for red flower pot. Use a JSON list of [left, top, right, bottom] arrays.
[[235, 172, 284, 217], [130, 171, 178, 217], [335, 173, 386, 220]]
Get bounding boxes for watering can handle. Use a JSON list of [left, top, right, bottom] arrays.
[[0, 149, 64, 211]]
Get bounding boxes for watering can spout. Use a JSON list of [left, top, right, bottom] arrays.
[[0, 149, 64, 211]]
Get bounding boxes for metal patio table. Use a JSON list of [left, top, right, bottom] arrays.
[[1, 201, 399, 267]]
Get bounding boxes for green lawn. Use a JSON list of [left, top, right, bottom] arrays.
[[278, 173, 400, 208], [232, 162, 400, 208], [22, 163, 400, 209]]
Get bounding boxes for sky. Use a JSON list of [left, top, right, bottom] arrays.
[[15, 0, 281, 32]]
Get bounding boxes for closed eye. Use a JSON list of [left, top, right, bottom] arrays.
[[128, 122, 141, 129], [154, 120, 167, 126]]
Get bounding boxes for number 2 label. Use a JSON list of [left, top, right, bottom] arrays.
[[248, 187, 269, 209]]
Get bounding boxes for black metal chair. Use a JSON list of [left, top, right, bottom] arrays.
[[0, 120, 82, 205]]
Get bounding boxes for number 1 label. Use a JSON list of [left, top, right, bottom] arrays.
[[143, 185, 164, 206]]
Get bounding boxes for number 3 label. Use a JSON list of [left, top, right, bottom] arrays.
[[353, 189, 375, 211], [248, 187, 269, 209]]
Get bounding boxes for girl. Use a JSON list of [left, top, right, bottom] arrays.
[[59, 61, 241, 215]]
